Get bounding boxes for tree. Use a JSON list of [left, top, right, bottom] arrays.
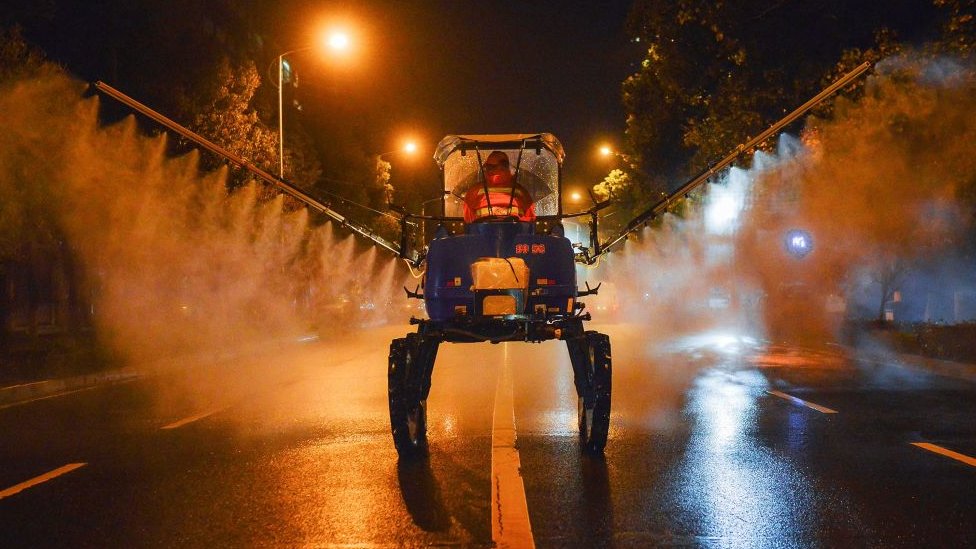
[[0, 26, 68, 337], [0, 25, 48, 83], [872, 255, 912, 322], [183, 57, 336, 215], [935, 0, 976, 55], [190, 58, 280, 190], [621, 0, 940, 187], [593, 168, 642, 235]]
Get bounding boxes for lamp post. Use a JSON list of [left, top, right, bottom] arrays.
[[273, 29, 352, 179], [419, 192, 448, 247], [565, 189, 587, 244]]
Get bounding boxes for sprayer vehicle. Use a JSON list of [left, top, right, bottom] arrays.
[[389, 134, 613, 456], [93, 59, 870, 460]]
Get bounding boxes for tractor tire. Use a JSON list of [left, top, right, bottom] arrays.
[[578, 331, 612, 454], [389, 336, 428, 457]]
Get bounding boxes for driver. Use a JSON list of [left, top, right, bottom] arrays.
[[463, 151, 536, 223]]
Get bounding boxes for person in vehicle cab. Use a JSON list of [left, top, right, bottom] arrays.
[[463, 151, 536, 223]]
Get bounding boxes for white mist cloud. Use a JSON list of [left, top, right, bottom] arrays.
[[0, 72, 411, 374], [586, 54, 976, 346]]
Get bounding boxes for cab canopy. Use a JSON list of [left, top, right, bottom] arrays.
[[434, 134, 564, 218]]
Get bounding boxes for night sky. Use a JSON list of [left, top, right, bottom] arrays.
[[289, 1, 639, 187], [8, 0, 638, 189]]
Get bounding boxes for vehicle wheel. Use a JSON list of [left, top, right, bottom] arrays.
[[389, 337, 428, 456], [578, 331, 612, 453]]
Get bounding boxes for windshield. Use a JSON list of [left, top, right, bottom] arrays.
[[437, 137, 561, 218]]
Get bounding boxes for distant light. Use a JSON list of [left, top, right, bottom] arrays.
[[327, 31, 351, 51], [599, 145, 613, 157], [571, 191, 582, 202], [403, 141, 417, 154], [785, 229, 813, 258]]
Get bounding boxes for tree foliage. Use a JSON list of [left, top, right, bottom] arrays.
[[189, 59, 279, 187], [0, 25, 51, 84], [0, 26, 61, 265], [936, 0, 976, 54], [0, 29, 89, 336], [620, 0, 944, 188]]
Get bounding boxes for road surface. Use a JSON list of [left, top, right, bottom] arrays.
[[0, 323, 973, 547]]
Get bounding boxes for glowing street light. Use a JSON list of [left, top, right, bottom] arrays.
[[378, 140, 419, 160], [327, 31, 351, 51], [274, 28, 354, 179], [378, 140, 419, 207], [599, 145, 613, 157]]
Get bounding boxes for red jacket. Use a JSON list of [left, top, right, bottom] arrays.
[[463, 183, 536, 223]]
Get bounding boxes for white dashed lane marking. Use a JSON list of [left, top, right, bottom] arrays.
[[161, 407, 227, 430], [0, 463, 87, 500], [911, 442, 976, 468]]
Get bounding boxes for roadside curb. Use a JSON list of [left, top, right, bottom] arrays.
[[889, 353, 976, 382], [0, 369, 142, 408], [847, 346, 976, 383], [0, 332, 327, 409]]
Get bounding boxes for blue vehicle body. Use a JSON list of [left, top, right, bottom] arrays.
[[424, 221, 576, 322]]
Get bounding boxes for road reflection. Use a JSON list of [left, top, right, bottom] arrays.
[[677, 366, 817, 547], [397, 457, 451, 532], [579, 454, 614, 541]]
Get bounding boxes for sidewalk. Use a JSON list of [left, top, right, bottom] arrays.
[[861, 350, 976, 383], [0, 367, 142, 408], [0, 331, 329, 409]]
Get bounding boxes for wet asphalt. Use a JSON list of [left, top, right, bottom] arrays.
[[0, 323, 973, 547]]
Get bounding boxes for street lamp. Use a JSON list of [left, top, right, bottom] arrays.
[[599, 144, 628, 164], [378, 140, 418, 161], [273, 29, 353, 179]]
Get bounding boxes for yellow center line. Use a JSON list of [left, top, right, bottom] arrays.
[[766, 390, 838, 414], [0, 463, 87, 500], [911, 442, 976, 467], [491, 344, 535, 549], [161, 407, 226, 430]]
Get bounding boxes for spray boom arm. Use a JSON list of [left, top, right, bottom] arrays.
[[95, 59, 868, 270], [588, 61, 871, 263], [92, 81, 415, 263]]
